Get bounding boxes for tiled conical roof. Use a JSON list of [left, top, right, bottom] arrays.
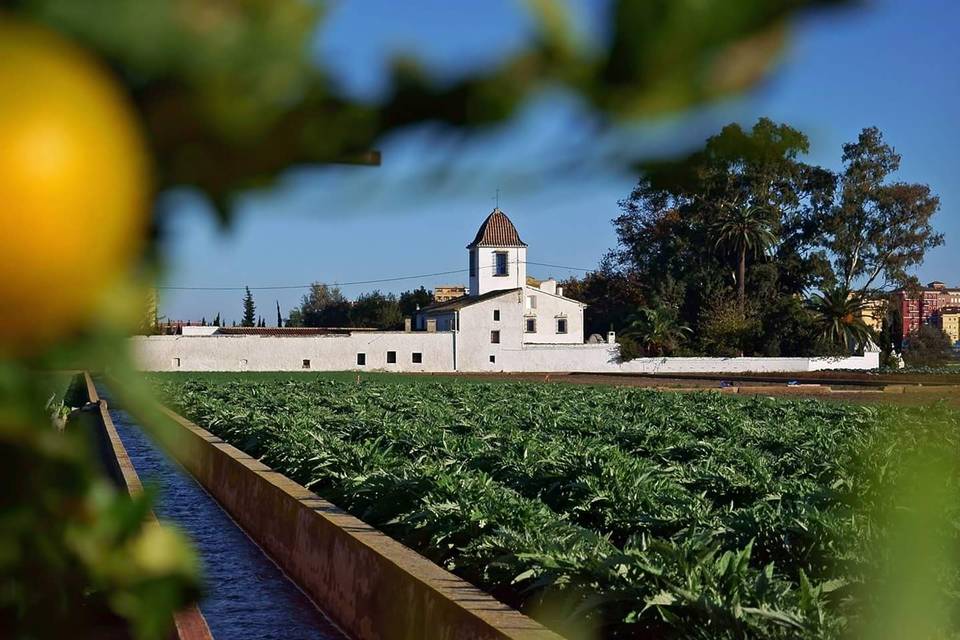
[[467, 208, 527, 248]]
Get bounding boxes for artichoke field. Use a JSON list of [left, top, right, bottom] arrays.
[[151, 376, 960, 639]]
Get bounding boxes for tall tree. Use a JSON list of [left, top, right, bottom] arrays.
[[612, 118, 832, 356], [212, 312, 220, 327], [710, 204, 777, 308], [241, 287, 256, 327], [276, 301, 283, 328], [824, 127, 942, 294], [351, 291, 403, 329]]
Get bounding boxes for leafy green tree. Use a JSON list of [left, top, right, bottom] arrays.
[[623, 305, 691, 356], [561, 266, 647, 339], [398, 287, 434, 318], [824, 127, 942, 295], [807, 286, 875, 352], [241, 287, 256, 327], [902, 325, 954, 367], [697, 297, 761, 357], [612, 118, 833, 356], [295, 283, 350, 327], [351, 291, 403, 329]]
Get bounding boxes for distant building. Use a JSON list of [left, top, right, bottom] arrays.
[[856, 298, 887, 333], [895, 281, 960, 342], [433, 285, 466, 303], [939, 306, 960, 345]]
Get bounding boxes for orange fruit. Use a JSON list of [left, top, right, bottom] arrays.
[[0, 18, 149, 352]]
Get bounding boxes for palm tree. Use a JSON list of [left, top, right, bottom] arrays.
[[808, 286, 875, 352], [624, 306, 692, 356], [710, 204, 777, 309]]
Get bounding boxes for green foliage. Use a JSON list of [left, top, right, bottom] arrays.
[[0, 370, 200, 638], [151, 376, 960, 639], [623, 305, 691, 356], [241, 287, 256, 327], [10, 0, 841, 223], [697, 297, 761, 357], [824, 127, 943, 293], [807, 287, 875, 353], [608, 119, 940, 357], [902, 325, 954, 367]]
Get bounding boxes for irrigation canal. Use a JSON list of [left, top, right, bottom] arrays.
[[98, 386, 346, 640]]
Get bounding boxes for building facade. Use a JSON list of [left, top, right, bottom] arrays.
[[433, 285, 466, 303], [895, 281, 960, 342], [940, 306, 960, 345]]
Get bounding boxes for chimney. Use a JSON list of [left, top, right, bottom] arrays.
[[404, 317, 412, 332], [607, 330, 616, 344], [556, 285, 563, 297], [426, 318, 437, 333], [539, 278, 557, 295]]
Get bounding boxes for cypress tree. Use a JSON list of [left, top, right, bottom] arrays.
[[241, 287, 256, 327], [276, 301, 283, 328]]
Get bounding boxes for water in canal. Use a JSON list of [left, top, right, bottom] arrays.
[[102, 392, 345, 640]]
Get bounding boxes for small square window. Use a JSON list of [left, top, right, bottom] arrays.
[[493, 309, 500, 321], [302, 359, 311, 369], [412, 352, 422, 363], [172, 357, 181, 368], [357, 353, 366, 366], [490, 330, 500, 344], [556, 318, 568, 334], [489, 355, 496, 363], [387, 351, 397, 364], [525, 318, 536, 333]]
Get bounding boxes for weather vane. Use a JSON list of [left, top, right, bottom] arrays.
[[493, 187, 500, 209]]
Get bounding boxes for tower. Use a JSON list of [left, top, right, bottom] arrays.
[[467, 208, 527, 296]]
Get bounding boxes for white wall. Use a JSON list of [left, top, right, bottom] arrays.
[[469, 246, 527, 296], [131, 333, 880, 374], [520, 286, 584, 345], [132, 333, 454, 372]]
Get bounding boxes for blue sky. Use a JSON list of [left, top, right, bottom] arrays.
[[159, 0, 958, 324]]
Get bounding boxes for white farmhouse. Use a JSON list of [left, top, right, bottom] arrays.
[[132, 208, 880, 373], [415, 208, 593, 370]]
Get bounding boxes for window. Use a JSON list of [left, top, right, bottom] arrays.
[[556, 318, 568, 334], [490, 330, 500, 344], [172, 357, 180, 368], [526, 295, 537, 310], [469, 250, 477, 277], [489, 355, 496, 363], [493, 309, 500, 321], [302, 359, 311, 369], [494, 251, 508, 276], [387, 351, 397, 364], [357, 353, 366, 366], [525, 318, 536, 333], [412, 352, 422, 363]]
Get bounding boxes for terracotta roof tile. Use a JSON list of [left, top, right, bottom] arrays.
[[467, 208, 527, 248]]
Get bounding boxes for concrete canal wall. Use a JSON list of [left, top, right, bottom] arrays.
[[143, 400, 561, 640], [75, 374, 213, 640]]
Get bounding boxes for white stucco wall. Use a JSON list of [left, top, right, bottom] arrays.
[[132, 333, 454, 372], [520, 286, 584, 345], [469, 246, 527, 296]]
